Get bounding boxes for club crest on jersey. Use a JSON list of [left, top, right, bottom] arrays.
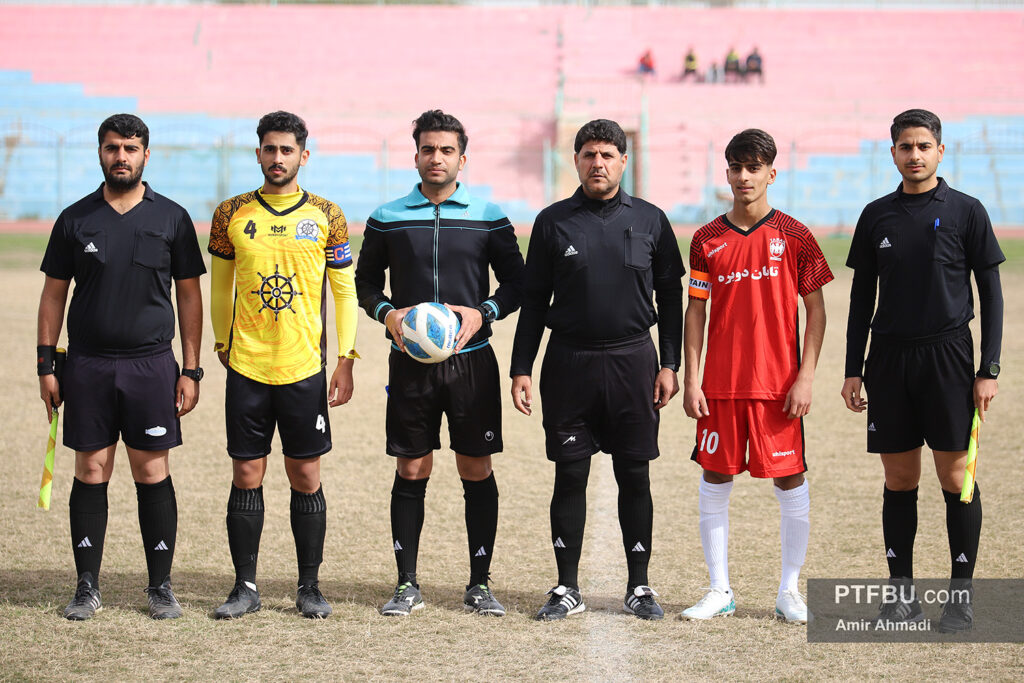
[[295, 218, 320, 242], [769, 237, 786, 261]]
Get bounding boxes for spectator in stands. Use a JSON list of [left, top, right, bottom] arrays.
[[706, 62, 721, 84], [724, 47, 741, 83], [638, 49, 655, 76], [682, 48, 700, 82], [745, 47, 764, 83]]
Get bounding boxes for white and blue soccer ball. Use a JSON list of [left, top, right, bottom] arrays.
[[400, 302, 460, 364]]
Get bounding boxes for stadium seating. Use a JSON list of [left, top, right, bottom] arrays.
[[0, 5, 1021, 225]]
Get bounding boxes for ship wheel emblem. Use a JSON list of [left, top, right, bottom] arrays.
[[252, 265, 302, 320]]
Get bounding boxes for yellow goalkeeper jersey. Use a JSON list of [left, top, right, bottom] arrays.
[[209, 188, 356, 385]]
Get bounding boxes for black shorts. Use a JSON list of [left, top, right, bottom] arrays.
[[539, 333, 660, 463], [386, 344, 502, 459], [225, 367, 331, 460], [863, 326, 975, 453], [62, 344, 182, 452]]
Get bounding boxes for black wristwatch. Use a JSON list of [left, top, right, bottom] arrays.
[[181, 367, 204, 382], [977, 362, 1000, 380], [476, 304, 497, 324]]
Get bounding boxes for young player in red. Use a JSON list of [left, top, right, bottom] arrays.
[[681, 129, 833, 623]]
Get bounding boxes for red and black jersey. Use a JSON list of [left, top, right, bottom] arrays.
[[689, 209, 833, 400]]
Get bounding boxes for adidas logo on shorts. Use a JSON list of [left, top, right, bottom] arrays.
[[564, 245, 578, 257]]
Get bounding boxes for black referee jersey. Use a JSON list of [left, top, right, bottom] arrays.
[[40, 182, 207, 353], [845, 178, 1004, 377], [510, 187, 684, 376]]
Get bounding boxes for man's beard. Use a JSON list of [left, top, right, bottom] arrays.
[[103, 162, 144, 191], [263, 164, 298, 187]]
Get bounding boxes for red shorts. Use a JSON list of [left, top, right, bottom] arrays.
[[691, 399, 806, 478]]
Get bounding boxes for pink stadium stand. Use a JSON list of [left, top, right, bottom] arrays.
[[0, 5, 1021, 215]]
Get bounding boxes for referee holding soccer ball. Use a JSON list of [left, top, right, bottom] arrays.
[[510, 119, 684, 621], [355, 110, 524, 617]]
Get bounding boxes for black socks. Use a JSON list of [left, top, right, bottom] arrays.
[[135, 476, 177, 588]]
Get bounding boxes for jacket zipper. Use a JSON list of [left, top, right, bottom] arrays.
[[433, 203, 440, 302]]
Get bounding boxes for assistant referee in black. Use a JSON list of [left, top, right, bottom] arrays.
[[37, 114, 206, 621], [841, 109, 1003, 633], [511, 119, 684, 621]]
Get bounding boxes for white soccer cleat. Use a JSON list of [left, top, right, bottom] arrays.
[[681, 587, 735, 620], [775, 589, 809, 624]]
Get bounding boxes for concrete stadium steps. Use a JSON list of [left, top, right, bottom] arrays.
[[1, 5, 1022, 224]]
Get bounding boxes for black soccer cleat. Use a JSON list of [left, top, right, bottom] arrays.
[[938, 580, 974, 633], [535, 585, 585, 621], [873, 579, 924, 627], [463, 584, 506, 616], [381, 581, 424, 616], [214, 580, 261, 620], [623, 585, 664, 621], [145, 579, 183, 620], [63, 573, 102, 621], [296, 583, 332, 619]]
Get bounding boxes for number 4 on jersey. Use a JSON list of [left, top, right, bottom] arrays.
[[244, 220, 257, 239]]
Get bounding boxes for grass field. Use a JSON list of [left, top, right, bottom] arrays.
[[1, 233, 1021, 681]]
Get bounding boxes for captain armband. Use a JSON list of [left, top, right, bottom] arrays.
[[688, 270, 711, 300]]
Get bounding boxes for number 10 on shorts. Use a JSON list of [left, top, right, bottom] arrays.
[[699, 429, 720, 454]]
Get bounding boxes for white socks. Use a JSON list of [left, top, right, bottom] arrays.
[[698, 478, 733, 593], [775, 480, 810, 595]]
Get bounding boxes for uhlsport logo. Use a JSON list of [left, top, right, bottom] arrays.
[[769, 237, 786, 261]]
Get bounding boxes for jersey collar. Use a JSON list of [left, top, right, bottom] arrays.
[[721, 208, 776, 235], [893, 177, 949, 202], [404, 182, 470, 208], [92, 181, 156, 202], [568, 186, 633, 208], [255, 186, 309, 216]]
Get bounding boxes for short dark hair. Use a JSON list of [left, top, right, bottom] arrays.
[[412, 110, 468, 154], [257, 111, 309, 149], [574, 119, 627, 154], [97, 114, 149, 149], [890, 109, 942, 145], [725, 128, 777, 165]]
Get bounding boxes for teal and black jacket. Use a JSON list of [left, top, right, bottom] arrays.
[[355, 183, 525, 352]]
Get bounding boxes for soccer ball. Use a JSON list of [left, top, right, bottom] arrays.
[[400, 302, 460, 364]]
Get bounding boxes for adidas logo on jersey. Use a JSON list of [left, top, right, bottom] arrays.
[[553, 537, 566, 549], [886, 548, 896, 558], [955, 553, 969, 563], [474, 546, 488, 557], [631, 542, 646, 553], [84, 242, 98, 253], [154, 540, 169, 551], [879, 237, 892, 249], [77, 537, 93, 549], [564, 245, 578, 257], [868, 423, 877, 432]]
